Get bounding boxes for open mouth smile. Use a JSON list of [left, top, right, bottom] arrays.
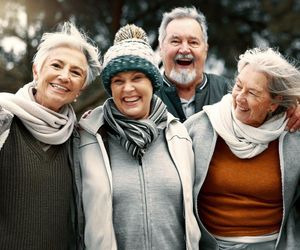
[[51, 83, 69, 92], [123, 96, 140, 103], [175, 54, 194, 66]]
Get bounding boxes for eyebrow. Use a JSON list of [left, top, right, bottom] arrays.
[[51, 59, 86, 73], [168, 34, 180, 39], [169, 34, 200, 40], [236, 77, 242, 84], [236, 77, 262, 93]]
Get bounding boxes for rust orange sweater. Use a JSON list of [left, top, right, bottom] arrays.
[[198, 137, 282, 236]]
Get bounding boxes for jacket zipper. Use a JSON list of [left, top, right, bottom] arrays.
[[138, 156, 151, 250]]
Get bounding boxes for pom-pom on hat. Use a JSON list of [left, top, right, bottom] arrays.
[[101, 24, 162, 96]]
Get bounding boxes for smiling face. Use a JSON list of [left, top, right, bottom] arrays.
[[33, 46, 88, 112], [232, 64, 279, 127], [159, 17, 208, 86], [111, 71, 153, 120]]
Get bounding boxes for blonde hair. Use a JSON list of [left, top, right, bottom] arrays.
[[33, 22, 101, 86]]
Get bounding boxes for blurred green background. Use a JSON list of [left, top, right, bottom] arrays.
[[0, 0, 299, 117]]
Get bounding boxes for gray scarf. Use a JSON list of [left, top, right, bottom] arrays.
[[103, 95, 168, 159], [0, 82, 76, 145]]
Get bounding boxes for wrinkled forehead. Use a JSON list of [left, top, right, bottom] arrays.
[[237, 64, 270, 91]]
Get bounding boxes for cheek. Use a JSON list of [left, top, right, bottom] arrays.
[[110, 86, 118, 97], [74, 82, 85, 93], [164, 46, 176, 58], [250, 102, 266, 117], [111, 88, 122, 105], [231, 92, 238, 105], [36, 79, 48, 91]]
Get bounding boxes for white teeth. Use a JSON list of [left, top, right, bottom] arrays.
[[52, 84, 68, 91], [239, 106, 248, 111], [124, 97, 139, 102]]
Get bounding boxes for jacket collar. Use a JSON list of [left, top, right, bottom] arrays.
[[79, 103, 179, 136], [79, 105, 105, 135]]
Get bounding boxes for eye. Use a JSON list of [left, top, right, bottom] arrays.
[[51, 63, 61, 69], [249, 91, 258, 96], [235, 83, 242, 89], [170, 39, 180, 45], [111, 78, 123, 85], [133, 73, 147, 81], [71, 70, 82, 77], [189, 40, 200, 47], [133, 74, 143, 81]]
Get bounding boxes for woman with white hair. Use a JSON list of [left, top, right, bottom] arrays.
[[185, 47, 300, 250], [0, 22, 101, 249]]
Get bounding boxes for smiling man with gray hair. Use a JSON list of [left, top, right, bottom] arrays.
[[157, 6, 229, 123]]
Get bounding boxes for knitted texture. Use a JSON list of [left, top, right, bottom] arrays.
[[101, 24, 162, 96], [0, 118, 73, 249]]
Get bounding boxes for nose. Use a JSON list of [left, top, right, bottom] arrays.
[[236, 90, 247, 104], [178, 41, 191, 54], [123, 81, 135, 92], [58, 68, 70, 82]]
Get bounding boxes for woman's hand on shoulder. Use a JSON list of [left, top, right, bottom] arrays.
[[286, 105, 300, 132], [0, 106, 13, 135]]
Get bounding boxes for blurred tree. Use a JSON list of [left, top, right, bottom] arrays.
[[0, 0, 299, 117]]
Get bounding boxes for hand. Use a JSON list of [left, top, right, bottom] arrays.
[[0, 107, 13, 135], [81, 109, 92, 119], [286, 105, 300, 132]]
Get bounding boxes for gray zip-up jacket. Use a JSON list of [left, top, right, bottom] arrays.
[[185, 111, 300, 250], [79, 105, 201, 250], [0, 107, 85, 250]]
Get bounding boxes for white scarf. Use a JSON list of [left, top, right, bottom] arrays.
[[0, 82, 76, 145], [203, 94, 288, 158]]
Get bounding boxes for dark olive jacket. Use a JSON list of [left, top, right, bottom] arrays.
[[156, 73, 230, 122]]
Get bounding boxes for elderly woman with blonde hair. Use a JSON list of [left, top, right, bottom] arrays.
[[0, 22, 101, 249], [185, 47, 300, 250]]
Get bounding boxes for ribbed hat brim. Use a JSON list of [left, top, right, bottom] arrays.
[[101, 55, 162, 96]]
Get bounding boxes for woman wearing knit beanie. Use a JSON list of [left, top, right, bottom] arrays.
[[79, 24, 200, 249]]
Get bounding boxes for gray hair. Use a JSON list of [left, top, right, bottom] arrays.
[[33, 22, 101, 87], [158, 6, 208, 45], [237, 47, 300, 113]]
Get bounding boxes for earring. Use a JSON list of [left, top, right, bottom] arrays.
[[73, 94, 79, 103]]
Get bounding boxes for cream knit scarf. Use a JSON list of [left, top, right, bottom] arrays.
[[0, 82, 76, 145], [203, 94, 287, 159]]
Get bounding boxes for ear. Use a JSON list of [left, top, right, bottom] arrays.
[[270, 95, 283, 112], [32, 64, 38, 81], [203, 43, 209, 61], [159, 45, 163, 57], [206, 43, 209, 52]]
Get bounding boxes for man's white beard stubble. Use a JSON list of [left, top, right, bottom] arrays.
[[169, 68, 197, 86]]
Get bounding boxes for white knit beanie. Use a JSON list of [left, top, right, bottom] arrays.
[[101, 24, 162, 96]]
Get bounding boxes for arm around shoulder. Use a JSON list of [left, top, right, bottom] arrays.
[[0, 107, 14, 150]]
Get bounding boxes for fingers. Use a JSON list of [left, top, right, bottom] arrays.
[[286, 106, 295, 118], [286, 105, 300, 132]]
